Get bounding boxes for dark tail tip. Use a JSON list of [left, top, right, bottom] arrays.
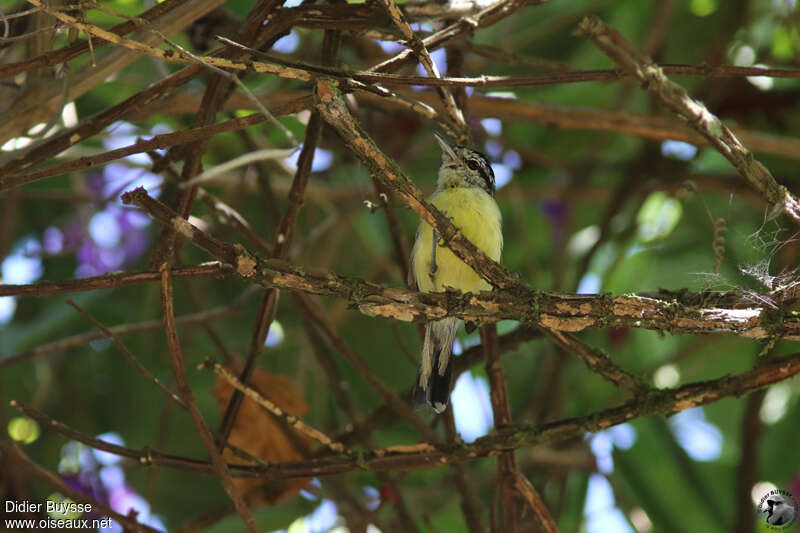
[[412, 362, 453, 414], [428, 359, 453, 414]]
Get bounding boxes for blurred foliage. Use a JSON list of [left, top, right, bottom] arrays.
[[2, 0, 800, 532]]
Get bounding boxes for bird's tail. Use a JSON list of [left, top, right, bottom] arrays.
[[413, 317, 459, 413]]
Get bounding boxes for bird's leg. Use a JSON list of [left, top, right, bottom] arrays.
[[429, 229, 439, 280], [429, 210, 452, 281]]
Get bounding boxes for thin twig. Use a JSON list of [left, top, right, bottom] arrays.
[[158, 266, 258, 532], [201, 359, 346, 453], [0, 263, 232, 297], [443, 409, 485, 533], [181, 149, 296, 188], [65, 299, 187, 408], [294, 292, 439, 442], [1, 442, 164, 533], [513, 473, 559, 533], [377, 0, 465, 138], [0, 293, 248, 369], [541, 329, 648, 392], [197, 190, 273, 254], [0, 0, 185, 79], [0, 97, 310, 192]]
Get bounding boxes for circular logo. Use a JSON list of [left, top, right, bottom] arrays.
[[758, 489, 797, 529]]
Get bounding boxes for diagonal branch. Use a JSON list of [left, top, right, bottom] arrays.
[[65, 299, 186, 408], [575, 15, 800, 225], [202, 359, 346, 453], [158, 266, 258, 532], [377, 0, 466, 139], [1, 442, 164, 533], [314, 79, 519, 290], [542, 329, 648, 392], [216, 27, 338, 453]]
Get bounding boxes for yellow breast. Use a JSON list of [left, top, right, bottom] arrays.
[[411, 187, 503, 294]]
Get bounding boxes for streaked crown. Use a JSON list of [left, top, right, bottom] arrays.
[[434, 134, 496, 196]]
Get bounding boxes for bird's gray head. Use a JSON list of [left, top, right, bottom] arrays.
[[434, 134, 495, 196]]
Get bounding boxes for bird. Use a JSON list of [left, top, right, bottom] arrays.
[[408, 133, 503, 413]]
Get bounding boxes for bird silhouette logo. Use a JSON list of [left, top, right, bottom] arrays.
[[758, 490, 797, 530]]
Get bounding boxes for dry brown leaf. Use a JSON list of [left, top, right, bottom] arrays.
[[215, 368, 313, 506]]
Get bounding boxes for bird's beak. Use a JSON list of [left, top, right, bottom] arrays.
[[434, 133, 458, 161]]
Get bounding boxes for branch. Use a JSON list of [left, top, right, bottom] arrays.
[[201, 359, 346, 453], [1, 442, 164, 533], [0, 294, 247, 369], [0, 0, 225, 146], [293, 292, 439, 442], [542, 329, 648, 392], [0, 0, 189, 79], [575, 15, 800, 225], [482, 325, 519, 532], [513, 474, 559, 533], [377, 0, 465, 138], [65, 299, 186, 408], [250, 349, 800, 478], [158, 266, 258, 532], [369, 0, 547, 73], [14, 350, 800, 479], [120, 186, 800, 340], [314, 79, 519, 290], [0, 263, 232, 297]]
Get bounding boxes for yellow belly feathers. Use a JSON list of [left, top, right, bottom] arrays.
[[411, 187, 503, 293]]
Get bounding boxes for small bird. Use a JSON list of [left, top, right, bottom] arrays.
[[409, 134, 503, 413]]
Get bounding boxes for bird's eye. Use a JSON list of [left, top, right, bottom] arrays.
[[466, 160, 479, 170]]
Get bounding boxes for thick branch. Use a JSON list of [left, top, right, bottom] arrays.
[[18, 350, 800, 479], [120, 187, 800, 340]]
